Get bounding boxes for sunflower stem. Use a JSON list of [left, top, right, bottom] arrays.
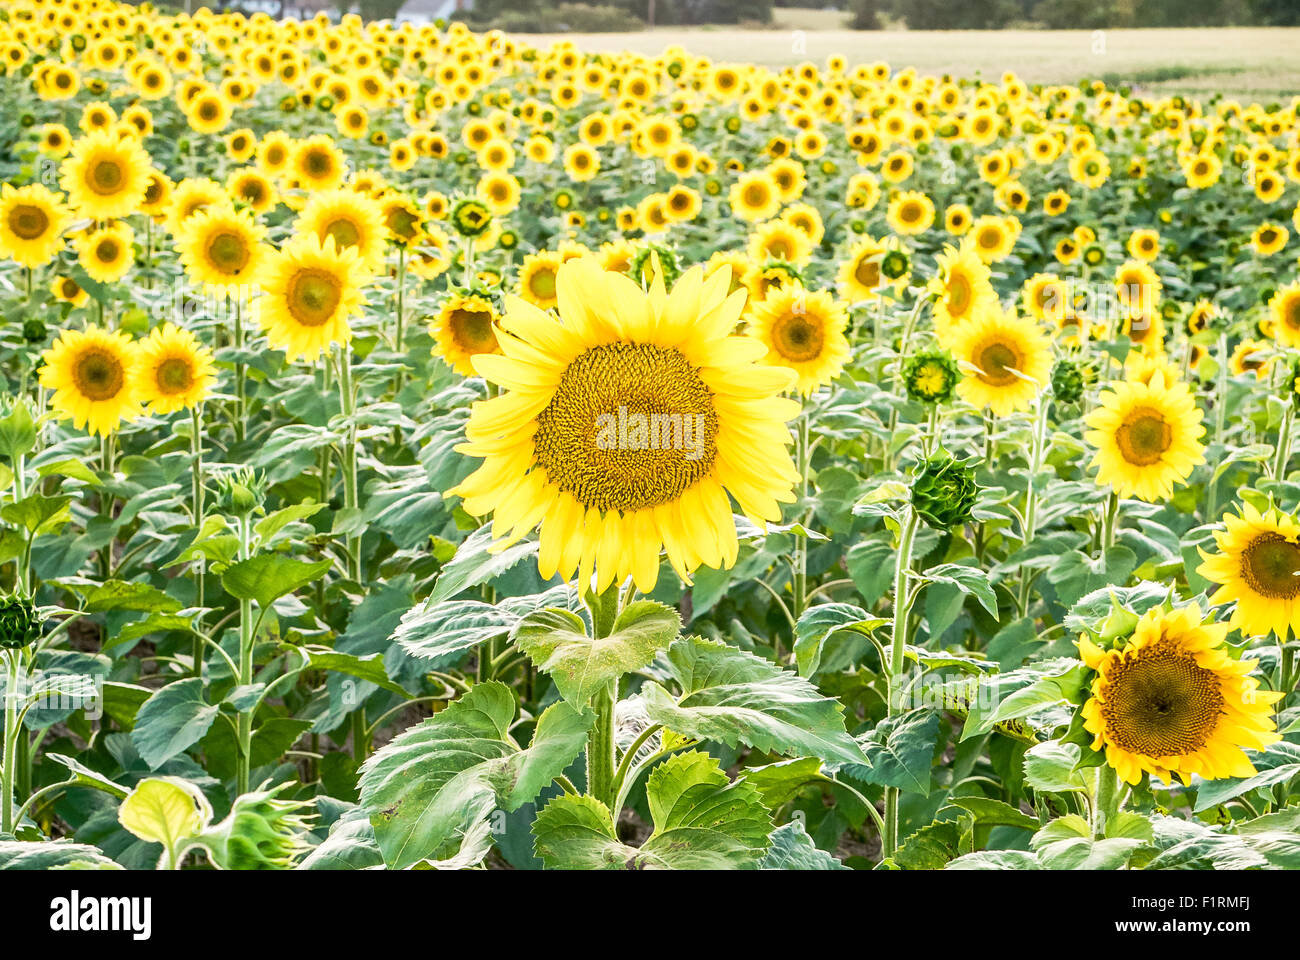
[[190, 403, 206, 678], [1092, 763, 1120, 839], [1, 649, 20, 835], [336, 344, 362, 582], [788, 413, 812, 659], [583, 583, 620, 810], [1272, 398, 1293, 482], [882, 503, 920, 861], [232, 296, 246, 444], [235, 511, 254, 797], [1100, 489, 1119, 551], [1016, 396, 1050, 618]]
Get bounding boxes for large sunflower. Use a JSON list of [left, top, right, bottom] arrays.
[[1083, 371, 1205, 502], [1197, 503, 1300, 639], [38, 326, 142, 436], [448, 257, 800, 593], [176, 206, 268, 293], [294, 189, 387, 277], [136, 322, 216, 415], [59, 129, 152, 221], [747, 284, 850, 397], [257, 234, 367, 363], [430, 291, 501, 376], [1079, 603, 1282, 786], [0, 183, 72, 268], [929, 240, 998, 342], [949, 307, 1052, 416]]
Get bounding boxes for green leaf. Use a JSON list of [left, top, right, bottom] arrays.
[[255, 502, 325, 545], [298, 807, 384, 871], [0, 840, 121, 870], [844, 710, 940, 795], [393, 585, 576, 668], [117, 777, 212, 856], [894, 814, 975, 870], [1192, 742, 1300, 813], [36, 457, 101, 485], [0, 400, 37, 461], [640, 636, 867, 766], [759, 820, 848, 870], [534, 751, 773, 870], [45, 753, 129, 800], [1, 493, 72, 536], [55, 578, 183, 615], [1023, 740, 1091, 794], [961, 658, 1087, 741], [221, 554, 333, 608], [792, 602, 887, 678], [130, 678, 221, 769], [947, 796, 1039, 831], [429, 526, 539, 603], [357, 681, 593, 869], [1233, 807, 1300, 869], [741, 757, 827, 810], [1031, 815, 1143, 869], [946, 849, 1042, 869], [292, 646, 408, 696], [921, 563, 999, 617], [516, 600, 680, 709]]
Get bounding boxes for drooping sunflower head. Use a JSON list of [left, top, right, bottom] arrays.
[[1197, 502, 1300, 639], [257, 233, 367, 363], [1083, 371, 1206, 502], [448, 257, 800, 594], [59, 128, 151, 221], [748, 284, 850, 398], [295, 188, 387, 276], [1079, 603, 1282, 786], [950, 307, 1052, 417], [177, 206, 268, 293], [430, 291, 501, 377], [0, 183, 71, 268], [135, 322, 216, 415], [37, 325, 142, 436]]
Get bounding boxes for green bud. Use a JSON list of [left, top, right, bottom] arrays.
[[910, 453, 978, 530], [1050, 358, 1093, 406], [902, 349, 959, 405], [215, 466, 265, 518], [0, 593, 42, 649]]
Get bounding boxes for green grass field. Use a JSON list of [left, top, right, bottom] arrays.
[[531, 19, 1300, 100]]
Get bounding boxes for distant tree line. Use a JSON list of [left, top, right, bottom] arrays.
[[461, 0, 774, 30], [849, 0, 1300, 29]]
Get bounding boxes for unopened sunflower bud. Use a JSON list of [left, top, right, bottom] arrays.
[[910, 454, 978, 530], [0, 593, 42, 649]]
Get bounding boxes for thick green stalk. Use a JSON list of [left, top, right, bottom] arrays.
[[232, 296, 246, 444], [1092, 763, 1120, 838], [1016, 398, 1049, 617], [2, 650, 19, 834], [1273, 400, 1294, 481], [191, 404, 205, 677], [789, 414, 811, 656], [235, 513, 253, 796], [337, 345, 361, 582], [882, 504, 920, 860], [584, 584, 620, 809]]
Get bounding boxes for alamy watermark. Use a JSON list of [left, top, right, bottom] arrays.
[[594, 406, 708, 461]]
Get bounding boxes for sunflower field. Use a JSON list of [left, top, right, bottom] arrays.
[[0, 1, 1298, 876]]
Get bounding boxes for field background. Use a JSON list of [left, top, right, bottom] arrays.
[[502, 9, 1300, 99]]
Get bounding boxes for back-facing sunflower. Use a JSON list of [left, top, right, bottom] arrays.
[[38, 326, 143, 436], [59, 128, 152, 221], [257, 233, 367, 363], [1084, 370, 1205, 502], [448, 257, 800, 594]]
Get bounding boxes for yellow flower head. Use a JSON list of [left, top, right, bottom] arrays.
[[38, 326, 143, 436]]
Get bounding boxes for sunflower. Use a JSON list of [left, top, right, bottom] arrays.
[[950, 307, 1052, 416], [1270, 285, 1300, 348], [746, 219, 812, 267], [447, 257, 800, 593], [1022, 272, 1070, 325], [186, 91, 231, 135], [1230, 339, 1272, 379], [59, 129, 151, 221], [165, 178, 229, 236], [518, 250, 564, 310], [227, 169, 277, 214], [1195, 502, 1300, 639], [930, 240, 998, 342], [1252, 222, 1289, 257], [1114, 260, 1162, 314], [430, 291, 500, 377], [748, 284, 850, 397], [51, 275, 89, 308], [968, 215, 1016, 263], [291, 135, 347, 191], [476, 172, 521, 216], [1127, 228, 1161, 262], [75, 222, 135, 284], [728, 171, 780, 222], [0, 183, 71, 268], [1183, 153, 1222, 189], [886, 190, 935, 236], [38, 326, 142, 436], [563, 143, 600, 183], [1084, 371, 1205, 502], [257, 234, 367, 363], [1079, 603, 1282, 786], [294, 189, 387, 277], [135, 323, 216, 415], [176, 206, 268, 293], [837, 235, 894, 303]]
